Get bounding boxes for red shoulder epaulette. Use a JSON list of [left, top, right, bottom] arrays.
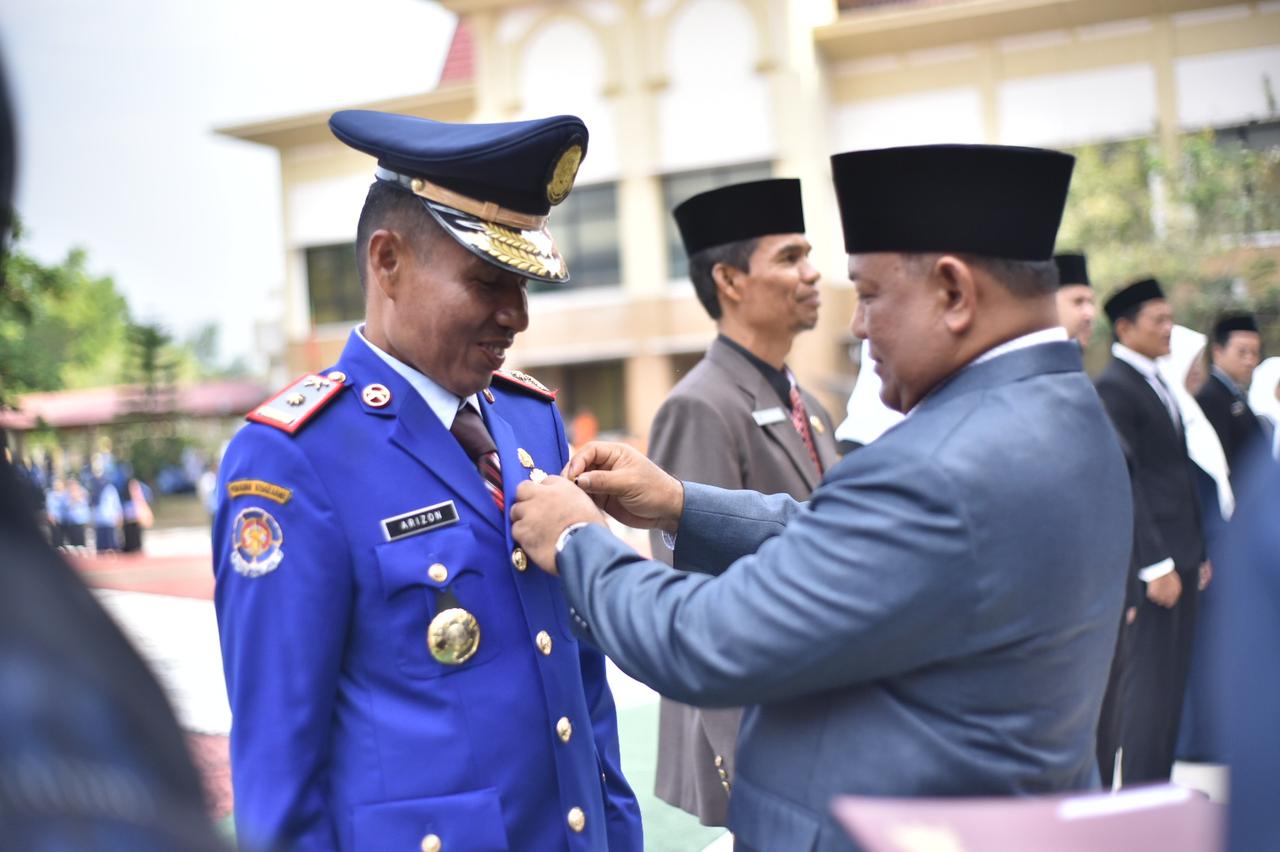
[[491, 368, 557, 401], [246, 372, 346, 435]]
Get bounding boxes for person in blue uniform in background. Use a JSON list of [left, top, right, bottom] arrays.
[[212, 110, 643, 852]]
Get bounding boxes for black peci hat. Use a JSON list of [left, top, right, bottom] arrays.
[[1054, 253, 1090, 288], [1213, 312, 1259, 340], [1104, 277, 1166, 324], [673, 178, 806, 257], [830, 144, 1074, 261]]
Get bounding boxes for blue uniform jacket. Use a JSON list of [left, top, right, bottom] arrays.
[[213, 332, 642, 851], [558, 341, 1131, 852]]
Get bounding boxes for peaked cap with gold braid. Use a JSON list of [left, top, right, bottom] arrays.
[[329, 110, 587, 283]]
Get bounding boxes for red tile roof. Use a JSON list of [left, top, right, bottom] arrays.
[[0, 381, 270, 431], [438, 21, 474, 86]]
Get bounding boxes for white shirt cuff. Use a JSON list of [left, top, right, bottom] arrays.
[[1138, 558, 1175, 583]]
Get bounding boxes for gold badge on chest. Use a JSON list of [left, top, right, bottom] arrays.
[[428, 607, 481, 665]]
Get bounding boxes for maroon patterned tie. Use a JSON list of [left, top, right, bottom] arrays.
[[451, 404, 505, 512], [789, 384, 823, 475]]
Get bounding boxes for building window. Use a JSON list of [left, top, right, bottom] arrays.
[[535, 182, 622, 294], [534, 360, 626, 438], [662, 162, 773, 281], [304, 243, 362, 327]]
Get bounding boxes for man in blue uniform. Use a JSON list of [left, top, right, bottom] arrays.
[[212, 110, 643, 852]]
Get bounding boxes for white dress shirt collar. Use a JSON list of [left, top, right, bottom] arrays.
[[971, 326, 1069, 367], [1111, 342, 1160, 378], [906, 327, 1069, 416], [355, 325, 480, 429]]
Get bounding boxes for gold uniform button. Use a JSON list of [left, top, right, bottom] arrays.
[[556, 716, 573, 743], [567, 807, 586, 833], [326, 370, 347, 383], [536, 630, 553, 655], [420, 833, 441, 852], [721, 780, 731, 793], [512, 547, 528, 572], [714, 755, 724, 768], [717, 768, 728, 780], [428, 563, 448, 583]]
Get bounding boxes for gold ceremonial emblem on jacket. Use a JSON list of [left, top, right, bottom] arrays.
[[546, 144, 583, 205], [428, 607, 481, 665]]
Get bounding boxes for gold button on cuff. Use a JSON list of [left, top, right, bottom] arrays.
[[512, 547, 528, 572], [567, 807, 586, 833], [428, 563, 448, 583], [556, 716, 573, 743], [536, 630, 553, 655], [420, 833, 442, 852]]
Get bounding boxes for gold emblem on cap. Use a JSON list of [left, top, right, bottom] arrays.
[[362, 384, 391, 408], [428, 607, 481, 665], [810, 414, 825, 434], [517, 448, 535, 469], [530, 468, 548, 483], [547, 144, 583, 206]]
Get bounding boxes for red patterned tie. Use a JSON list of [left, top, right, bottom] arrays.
[[789, 384, 823, 475], [451, 404, 505, 512]]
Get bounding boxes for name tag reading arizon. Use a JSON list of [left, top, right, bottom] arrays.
[[381, 500, 460, 542], [752, 406, 788, 426]]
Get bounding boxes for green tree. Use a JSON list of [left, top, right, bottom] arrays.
[[0, 222, 130, 404], [1056, 130, 1280, 367]]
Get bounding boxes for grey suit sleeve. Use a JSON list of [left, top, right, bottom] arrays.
[[672, 482, 804, 575], [559, 454, 978, 707]]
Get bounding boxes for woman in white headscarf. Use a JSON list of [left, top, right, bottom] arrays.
[[1161, 325, 1232, 764], [1247, 356, 1280, 459], [835, 340, 904, 451]]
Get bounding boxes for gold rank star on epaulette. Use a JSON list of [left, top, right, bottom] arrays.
[[247, 372, 346, 435], [491, 368, 557, 401]]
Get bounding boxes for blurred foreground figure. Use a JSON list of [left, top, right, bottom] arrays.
[[0, 56, 225, 852], [1208, 450, 1280, 851], [512, 144, 1133, 852], [650, 178, 837, 826]]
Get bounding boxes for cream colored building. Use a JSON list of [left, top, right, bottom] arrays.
[[221, 0, 1280, 440]]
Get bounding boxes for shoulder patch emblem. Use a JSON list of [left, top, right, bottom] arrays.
[[230, 507, 284, 578], [227, 479, 293, 505], [247, 372, 345, 434], [492, 368, 557, 401]]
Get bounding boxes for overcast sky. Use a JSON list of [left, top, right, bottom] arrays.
[[2, 0, 456, 367]]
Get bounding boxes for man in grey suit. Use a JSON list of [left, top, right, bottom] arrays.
[[651, 178, 838, 826], [511, 144, 1133, 851]]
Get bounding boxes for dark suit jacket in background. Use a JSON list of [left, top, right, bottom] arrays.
[[1095, 357, 1205, 783], [562, 342, 1131, 851], [1196, 370, 1266, 481], [647, 336, 837, 825]]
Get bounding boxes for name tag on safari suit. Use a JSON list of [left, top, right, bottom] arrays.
[[752, 406, 788, 427]]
